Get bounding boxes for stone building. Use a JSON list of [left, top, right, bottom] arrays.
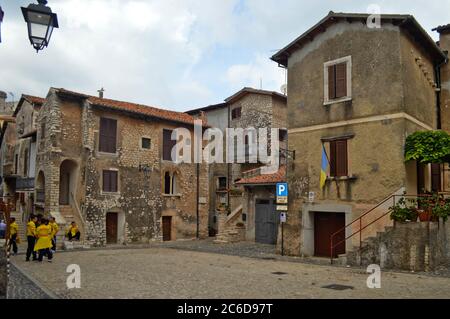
[[271, 12, 449, 257], [188, 87, 287, 243], [0, 94, 44, 239], [26, 88, 209, 247]]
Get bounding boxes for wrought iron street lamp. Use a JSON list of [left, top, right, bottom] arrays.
[[21, 0, 59, 52], [0, 6, 4, 43]]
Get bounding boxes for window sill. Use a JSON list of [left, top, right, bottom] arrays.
[[326, 175, 357, 182], [97, 151, 119, 157], [324, 97, 352, 106], [162, 194, 182, 198], [101, 192, 120, 196]]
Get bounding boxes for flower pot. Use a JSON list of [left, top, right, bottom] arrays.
[[418, 210, 432, 222]]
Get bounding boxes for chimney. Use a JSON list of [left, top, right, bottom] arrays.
[[434, 24, 450, 132], [97, 87, 105, 99]]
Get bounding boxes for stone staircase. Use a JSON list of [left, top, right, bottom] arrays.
[[214, 205, 246, 243], [10, 211, 26, 241], [55, 205, 87, 250]]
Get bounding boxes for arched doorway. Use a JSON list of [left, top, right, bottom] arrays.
[[59, 160, 78, 205]]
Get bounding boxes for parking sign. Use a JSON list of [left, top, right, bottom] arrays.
[[276, 183, 288, 197]]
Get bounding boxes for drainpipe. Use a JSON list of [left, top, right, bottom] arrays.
[[435, 56, 448, 130], [196, 163, 200, 239]]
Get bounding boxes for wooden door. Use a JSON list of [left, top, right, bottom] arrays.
[[162, 216, 172, 241], [255, 199, 278, 245], [106, 212, 118, 244], [314, 212, 346, 258]]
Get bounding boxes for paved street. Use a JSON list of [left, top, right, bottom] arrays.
[[9, 246, 450, 299]]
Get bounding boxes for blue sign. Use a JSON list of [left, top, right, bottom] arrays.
[[276, 183, 288, 197]]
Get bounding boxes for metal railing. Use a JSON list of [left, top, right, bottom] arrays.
[[330, 192, 450, 265]]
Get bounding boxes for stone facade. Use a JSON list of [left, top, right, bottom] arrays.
[[188, 88, 287, 240], [33, 88, 209, 247], [271, 13, 449, 257]]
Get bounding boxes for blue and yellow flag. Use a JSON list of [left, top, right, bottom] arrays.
[[320, 145, 329, 189]]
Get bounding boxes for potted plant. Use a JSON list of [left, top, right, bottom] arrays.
[[390, 198, 418, 222], [417, 196, 432, 222], [432, 198, 450, 222]]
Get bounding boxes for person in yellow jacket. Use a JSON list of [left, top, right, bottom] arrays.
[[26, 215, 38, 262], [49, 217, 59, 252], [9, 217, 19, 255], [34, 218, 53, 262], [66, 221, 81, 241]]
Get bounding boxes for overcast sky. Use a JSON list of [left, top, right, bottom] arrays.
[[1, 0, 449, 112]]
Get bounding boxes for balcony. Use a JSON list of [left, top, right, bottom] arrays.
[[16, 177, 35, 191]]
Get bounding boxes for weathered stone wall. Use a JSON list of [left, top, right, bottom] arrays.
[[438, 30, 450, 133], [35, 89, 208, 246], [0, 245, 6, 298], [346, 221, 450, 272]]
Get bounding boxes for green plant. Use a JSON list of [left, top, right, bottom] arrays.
[[405, 131, 450, 164], [432, 199, 450, 222], [390, 197, 418, 222]]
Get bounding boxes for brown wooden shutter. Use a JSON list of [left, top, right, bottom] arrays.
[[431, 163, 442, 192], [103, 171, 110, 192], [328, 65, 336, 99], [335, 63, 347, 98], [336, 140, 348, 177], [330, 141, 337, 177], [163, 129, 175, 161], [110, 171, 118, 193], [99, 118, 117, 153]]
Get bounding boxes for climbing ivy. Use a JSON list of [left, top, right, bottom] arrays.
[[405, 131, 450, 164]]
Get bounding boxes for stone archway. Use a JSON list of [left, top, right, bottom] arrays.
[[59, 160, 78, 205]]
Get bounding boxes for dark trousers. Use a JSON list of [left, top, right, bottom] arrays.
[[52, 237, 57, 251], [38, 248, 53, 261], [68, 231, 80, 241], [9, 234, 18, 254], [26, 236, 37, 261]]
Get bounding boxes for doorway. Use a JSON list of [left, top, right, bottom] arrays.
[[162, 216, 172, 241], [255, 199, 278, 245], [106, 212, 118, 244], [314, 212, 346, 257]]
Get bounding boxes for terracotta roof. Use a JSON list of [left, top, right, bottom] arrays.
[[186, 102, 227, 115], [272, 11, 447, 67], [22, 94, 46, 106], [56, 88, 203, 127], [236, 166, 286, 185]]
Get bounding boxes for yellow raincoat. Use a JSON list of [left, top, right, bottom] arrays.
[[10, 222, 18, 238], [49, 221, 59, 239], [34, 224, 53, 251], [26, 221, 36, 237]]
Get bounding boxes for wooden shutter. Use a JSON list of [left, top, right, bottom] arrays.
[[431, 163, 442, 192], [103, 170, 118, 192], [164, 172, 171, 194], [335, 63, 347, 98], [163, 129, 175, 161], [330, 141, 337, 177], [99, 118, 117, 153], [336, 140, 348, 177], [328, 65, 336, 99]]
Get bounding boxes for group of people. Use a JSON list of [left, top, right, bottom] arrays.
[[5, 214, 81, 263]]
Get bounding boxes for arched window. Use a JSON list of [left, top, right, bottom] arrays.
[[163, 171, 178, 195]]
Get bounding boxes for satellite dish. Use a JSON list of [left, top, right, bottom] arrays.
[[280, 84, 287, 95]]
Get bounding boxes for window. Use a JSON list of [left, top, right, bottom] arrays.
[[142, 137, 151, 149], [231, 107, 242, 120], [99, 117, 117, 154], [24, 149, 28, 176], [163, 171, 177, 195], [14, 154, 18, 175], [329, 140, 348, 177], [324, 56, 352, 104], [103, 170, 118, 193], [218, 177, 227, 190], [41, 122, 46, 139], [279, 129, 288, 142], [163, 129, 176, 161]]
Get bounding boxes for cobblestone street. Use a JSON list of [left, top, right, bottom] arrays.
[[9, 245, 450, 299]]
